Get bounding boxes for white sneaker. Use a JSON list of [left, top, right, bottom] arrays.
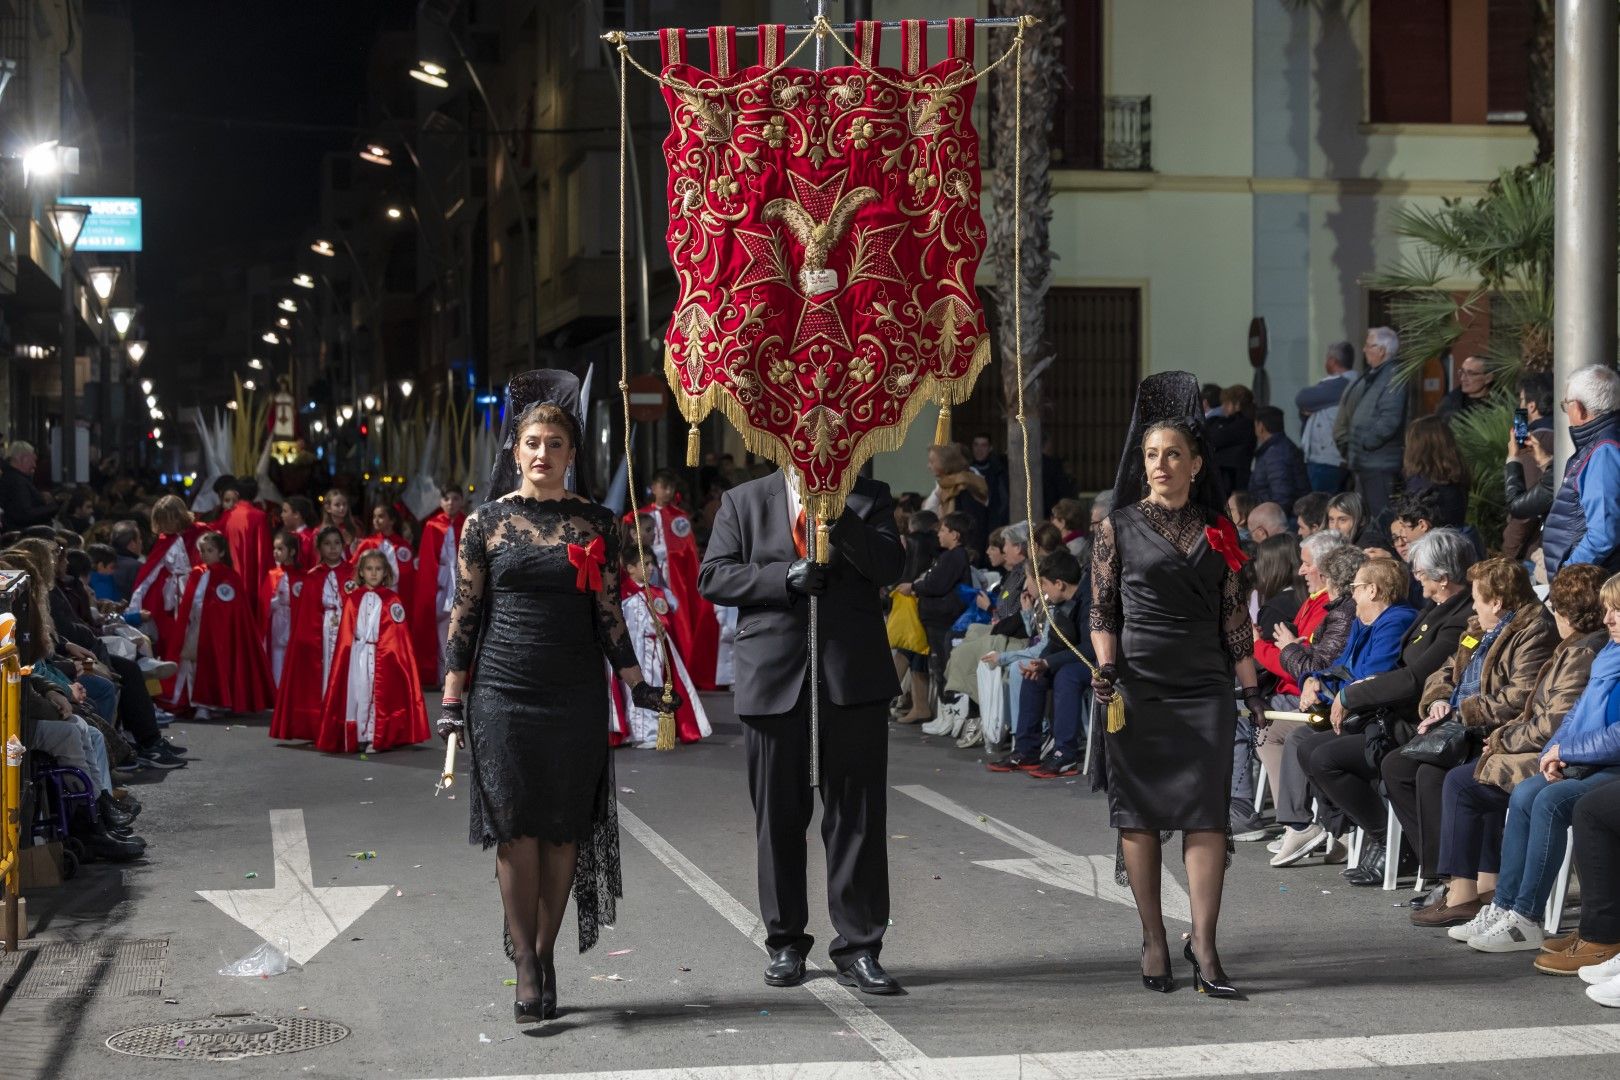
[[1267, 838, 1284, 854], [1581, 977, 1620, 1010], [1579, 953, 1620, 986], [1322, 837, 1350, 865], [1588, 973, 1620, 1008], [920, 716, 953, 736], [1269, 823, 1325, 867], [1468, 909, 1546, 952], [1449, 905, 1507, 943]]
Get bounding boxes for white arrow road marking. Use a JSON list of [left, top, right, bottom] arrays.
[[196, 809, 391, 965], [895, 784, 1190, 922]]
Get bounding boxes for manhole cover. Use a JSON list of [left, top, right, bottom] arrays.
[[105, 1012, 349, 1061]]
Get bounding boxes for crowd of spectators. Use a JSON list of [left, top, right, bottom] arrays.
[[882, 336, 1620, 1008]]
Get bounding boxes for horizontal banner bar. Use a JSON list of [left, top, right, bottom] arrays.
[[604, 18, 1025, 44]]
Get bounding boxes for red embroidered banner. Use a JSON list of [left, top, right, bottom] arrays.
[[658, 19, 990, 518]]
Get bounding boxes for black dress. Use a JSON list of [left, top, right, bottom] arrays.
[[1090, 500, 1253, 831], [445, 495, 638, 952]]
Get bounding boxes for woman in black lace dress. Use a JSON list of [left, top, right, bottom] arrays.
[[1088, 372, 1267, 998], [438, 372, 673, 1024]]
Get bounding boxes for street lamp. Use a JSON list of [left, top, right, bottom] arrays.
[[385, 206, 403, 220], [277, 298, 297, 313], [247, 357, 264, 370], [126, 340, 147, 366], [399, 379, 414, 399], [25, 141, 79, 184], [262, 331, 280, 345], [340, 404, 355, 421], [310, 239, 336, 258], [139, 379, 153, 395], [109, 306, 136, 338], [293, 273, 315, 289], [144, 394, 156, 409], [360, 144, 393, 166], [47, 202, 91, 484], [243, 379, 256, 392], [362, 394, 377, 411], [409, 60, 449, 88], [87, 265, 120, 302], [276, 316, 290, 329]]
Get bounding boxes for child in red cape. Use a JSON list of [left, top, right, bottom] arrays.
[[162, 531, 275, 718], [271, 527, 350, 743], [215, 475, 274, 621], [628, 470, 720, 689], [321, 487, 363, 557], [280, 495, 319, 567], [127, 494, 215, 658], [355, 503, 418, 618], [263, 530, 301, 685], [411, 486, 467, 686], [609, 517, 711, 747], [316, 548, 429, 754]]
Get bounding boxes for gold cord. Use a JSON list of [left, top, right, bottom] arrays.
[[618, 46, 678, 750]]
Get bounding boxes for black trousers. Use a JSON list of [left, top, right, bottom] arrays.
[[1381, 750, 1457, 878], [1296, 729, 1386, 836], [741, 689, 889, 967], [108, 654, 160, 748], [1575, 779, 1620, 945]]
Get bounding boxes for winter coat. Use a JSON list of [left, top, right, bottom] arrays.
[[1418, 602, 1558, 732], [1334, 361, 1408, 472], [1338, 589, 1475, 729], [1542, 410, 1620, 574], [1474, 630, 1606, 791], [1297, 371, 1357, 467], [1248, 432, 1311, 507]]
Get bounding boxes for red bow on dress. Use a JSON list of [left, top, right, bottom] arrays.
[[1205, 517, 1249, 573], [567, 536, 607, 592]]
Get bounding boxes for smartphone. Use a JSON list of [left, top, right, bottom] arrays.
[[1513, 408, 1530, 446]]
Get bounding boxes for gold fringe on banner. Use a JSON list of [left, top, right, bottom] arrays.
[[686, 422, 701, 467], [934, 404, 952, 447]]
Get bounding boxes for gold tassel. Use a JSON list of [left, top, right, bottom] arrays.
[[1106, 695, 1126, 733], [686, 423, 701, 467], [934, 404, 952, 446], [655, 678, 677, 750], [814, 521, 832, 565]]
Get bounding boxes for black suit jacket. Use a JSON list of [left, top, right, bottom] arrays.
[[700, 472, 905, 716]]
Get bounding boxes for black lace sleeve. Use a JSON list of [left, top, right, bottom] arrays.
[[591, 509, 640, 675], [443, 509, 486, 673], [1222, 562, 1255, 664], [1089, 514, 1122, 634]]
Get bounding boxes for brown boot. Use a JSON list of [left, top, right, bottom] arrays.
[[1542, 930, 1580, 954], [1411, 895, 1484, 928], [1534, 937, 1620, 975]]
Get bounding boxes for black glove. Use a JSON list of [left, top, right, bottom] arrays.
[[1092, 664, 1118, 706], [436, 699, 466, 742], [785, 558, 828, 597], [632, 682, 683, 712], [1242, 687, 1270, 728]]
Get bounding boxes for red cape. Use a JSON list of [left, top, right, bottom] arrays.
[[270, 561, 350, 741], [129, 523, 215, 652], [609, 578, 709, 745], [162, 562, 275, 715], [291, 525, 318, 568], [221, 502, 274, 620], [411, 510, 464, 684], [316, 583, 430, 753], [629, 501, 719, 690]]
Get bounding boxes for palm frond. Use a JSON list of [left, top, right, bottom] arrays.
[[1446, 399, 1512, 546]]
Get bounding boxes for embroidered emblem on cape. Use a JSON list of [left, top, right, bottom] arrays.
[[215, 583, 236, 602], [670, 515, 693, 539], [390, 602, 407, 624], [652, 596, 671, 616], [398, 546, 412, 562], [344, 580, 358, 594], [292, 581, 303, 597]]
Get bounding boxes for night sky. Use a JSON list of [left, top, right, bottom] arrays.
[[129, 2, 408, 382]]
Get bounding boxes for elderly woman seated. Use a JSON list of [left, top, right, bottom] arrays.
[[1254, 535, 1362, 812], [1270, 556, 1416, 868], [1405, 565, 1607, 933], [1273, 530, 1481, 880], [1447, 571, 1620, 956], [1387, 557, 1558, 903]]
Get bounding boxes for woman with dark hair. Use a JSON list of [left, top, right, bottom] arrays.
[[1090, 372, 1263, 997], [1251, 534, 1302, 626], [1326, 491, 1383, 548], [1208, 384, 1257, 493], [438, 371, 676, 1024], [1403, 415, 1470, 528]]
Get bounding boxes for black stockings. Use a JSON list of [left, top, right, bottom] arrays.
[[496, 838, 579, 999], [1120, 828, 1228, 978]]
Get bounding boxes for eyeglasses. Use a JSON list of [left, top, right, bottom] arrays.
[[1351, 580, 1376, 592], [1460, 367, 1489, 378]]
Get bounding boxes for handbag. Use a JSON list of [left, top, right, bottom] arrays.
[[1399, 718, 1475, 769], [885, 591, 929, 654]]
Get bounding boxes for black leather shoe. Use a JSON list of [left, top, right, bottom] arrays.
[[836, 954, 900, 995], [1343, 837, 1386, 885], [1183, 939, 1239, 999], [1141, 941, 1175, 994], [764, 946, 807, 987], [1409, 881, 1447, 910]]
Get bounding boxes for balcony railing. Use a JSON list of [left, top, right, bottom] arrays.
[[1052, 95, 1153, 172]]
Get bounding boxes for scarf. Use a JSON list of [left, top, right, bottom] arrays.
[[1451, 610, 1513, 707]]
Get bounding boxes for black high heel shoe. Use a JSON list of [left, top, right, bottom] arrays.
[[539, 955, 558, 1020], [1140, 941, 1175, 993], [1183, 939, 1239, 998], [514, 957, 546, 1023]]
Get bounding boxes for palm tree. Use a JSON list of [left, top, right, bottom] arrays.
[[987, 0, 1064, 522]]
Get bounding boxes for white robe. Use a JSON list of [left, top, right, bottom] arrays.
[[344, 591, 383, 748], [617, 589, 710, 747], [268, 573, 293, 684]]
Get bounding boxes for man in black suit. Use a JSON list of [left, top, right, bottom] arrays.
[[700, 469, 905, 994]]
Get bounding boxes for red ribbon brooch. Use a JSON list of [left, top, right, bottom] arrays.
[[1206, 517, 1249, 573], [567, 536, 607, 592]]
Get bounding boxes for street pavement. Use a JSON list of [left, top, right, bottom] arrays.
[[3, 691, 1619, 1079]]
